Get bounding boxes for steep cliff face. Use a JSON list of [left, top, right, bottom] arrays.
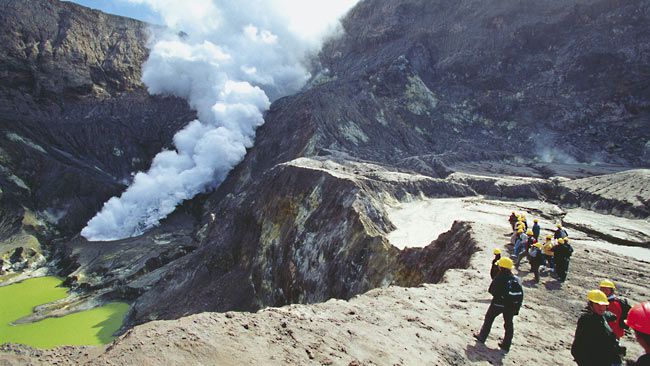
[[0, 0, 194, 259], [130, 158, 477, 322]]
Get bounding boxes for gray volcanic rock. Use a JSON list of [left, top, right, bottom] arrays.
[[317, 0, 650, 166], [0, 0, 194, 243], [105, 0, 650, 323], [559, 169, 650, 217], [130, 157, 477, 322]]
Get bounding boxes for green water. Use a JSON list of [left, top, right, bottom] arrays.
[[0, 276, 129, 348]]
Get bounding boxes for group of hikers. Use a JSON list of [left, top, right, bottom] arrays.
[[506, 211, 573, 283], [472, 211, 649, 365]]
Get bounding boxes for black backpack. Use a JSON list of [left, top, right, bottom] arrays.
[[614, 298, 632, 329], [504, 277, 524, 315]]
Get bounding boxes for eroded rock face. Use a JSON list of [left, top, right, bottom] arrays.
[[130, 158, 477, 322], [0, 0, 194, 245]]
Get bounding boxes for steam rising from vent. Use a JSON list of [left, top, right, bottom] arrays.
[[82, 0, 358, 241]]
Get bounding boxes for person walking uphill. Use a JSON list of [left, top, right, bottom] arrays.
[[474, 257, 523, 352], [571, 290, 626, 366], [625, 301, 650, 366]]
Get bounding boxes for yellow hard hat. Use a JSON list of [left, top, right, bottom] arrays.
[[599, 280, 616, 289], [497, 257, 514, 270], [557, 238, 565, 244], [557, 223, 562, 228], [511, 211, 515, 214], [526, 230, 533, 235], [493, 248, 501, 255], [587, 290, 609, 305], [517, 229, 524, 233], [545, 234, 553, 240], [518, 217, 524, 222], [534, 242, 543, 248], [522, 214, 526, 218], [534, 219, 539, 223]]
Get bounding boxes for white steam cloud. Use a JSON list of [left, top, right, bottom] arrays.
[[82, 0, 358, 241]]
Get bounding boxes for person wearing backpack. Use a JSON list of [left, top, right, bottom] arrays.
[[571, 290, 626, 366], [473, 257, 523, 352], [552, 237, 573, 282], [528, 242, 544, 283], [513, 229, 527, 260], [542, 235, 555, 273], [554, 223, 568, 239], [599, 280, 629, 339], [625, 301, 650, 366]]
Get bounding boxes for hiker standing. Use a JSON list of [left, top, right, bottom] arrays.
[[513, 229, 527, 262], [571, 290, 626, 366], [528, 242, 544, 283], [599, 280, 627, 340], [552, 238, 573, 282], [625, 301, 650, 366], [509, 211, 518, 231], [490, 248, 502, 279], [532, 219, 541, 240], [542, 235, 555, 272], [474, 257, 523, 352], [554, 223, 568, 239], [516, 229, 535, 267]]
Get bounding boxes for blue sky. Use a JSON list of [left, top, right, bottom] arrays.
[[64, 1, 162, 24]]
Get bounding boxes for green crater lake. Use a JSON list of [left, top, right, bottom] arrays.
[[0, 276, 129, 348]]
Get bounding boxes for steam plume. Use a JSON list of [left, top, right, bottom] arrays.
[[82, 0, 358, 241]]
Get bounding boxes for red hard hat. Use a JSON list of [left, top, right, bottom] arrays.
[[625, 301, 650, 334]]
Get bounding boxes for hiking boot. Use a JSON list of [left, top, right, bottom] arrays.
[[473, 334, 485, 343], [498, 342, 510, 352]]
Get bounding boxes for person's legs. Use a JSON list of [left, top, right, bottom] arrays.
[[501, 310, 515, 350], [556, 261, 567, 281], [476, 304, 503, 342]]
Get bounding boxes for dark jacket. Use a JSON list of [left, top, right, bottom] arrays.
[[554, 228, 568, 239], [490, 255, 501, 279], [628, 354, 650, 366], [532, 223, 541, 238], [488, 270, 515, 307], [552, 243, 573, 262], [571, 309, 623, 366], [529, 247, 543, 267]]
